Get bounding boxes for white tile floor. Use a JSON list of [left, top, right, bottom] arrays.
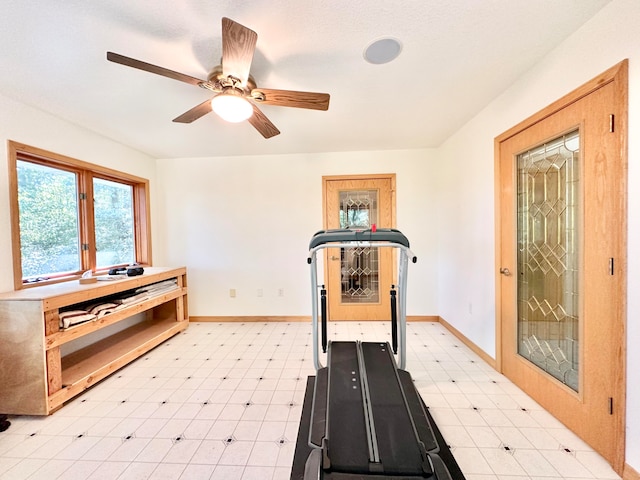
[[0, 321, 621, 480]]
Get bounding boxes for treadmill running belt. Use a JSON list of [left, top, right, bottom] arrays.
[[325, 342, 370, 472], [360, 342, 429, 476], [290, 376, 466, 480], [397, 369, 439, 452]]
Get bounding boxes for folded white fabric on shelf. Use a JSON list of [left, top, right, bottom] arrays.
[[59, 310, 97, 329]]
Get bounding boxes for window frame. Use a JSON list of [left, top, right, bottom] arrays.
[[8, 141, 152, 289]]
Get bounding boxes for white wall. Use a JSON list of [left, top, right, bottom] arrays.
[[0, 92, 158, 294], [154, 149, 439, 318], [436, 0, 639, 470]]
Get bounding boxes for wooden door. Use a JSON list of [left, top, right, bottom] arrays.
[[323, 174, 395, 321], [496, 61, 626, 472]]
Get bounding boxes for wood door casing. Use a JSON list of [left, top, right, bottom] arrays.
[[495, 61, 627, 473], [322, 174, 396, 321]]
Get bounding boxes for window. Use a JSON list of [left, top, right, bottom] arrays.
[[93, 177, 136, 269], [8, 141, 151, 289]]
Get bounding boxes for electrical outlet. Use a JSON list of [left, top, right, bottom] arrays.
[[257, 288, 263, 297], [230, 288, 236, 298], [278, 288, 284, 297]]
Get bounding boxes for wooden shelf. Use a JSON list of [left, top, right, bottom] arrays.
[[49, 317, 187, 410], [45, 287, 186, 349], [0, 266, 189, 415]]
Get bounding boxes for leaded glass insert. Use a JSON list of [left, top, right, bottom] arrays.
[[339, 190, 379, 303], [517, 130, 580, 391]]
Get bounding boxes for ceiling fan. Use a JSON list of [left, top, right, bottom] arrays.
[[107, 17, 330, 138]]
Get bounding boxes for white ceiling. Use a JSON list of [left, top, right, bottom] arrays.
[[0, 1, 611, 159]]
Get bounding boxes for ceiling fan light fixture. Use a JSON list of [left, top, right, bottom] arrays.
[[211, 92, 253, 122]]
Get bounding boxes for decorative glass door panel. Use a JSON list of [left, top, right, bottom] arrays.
[[517, 130, 580, 391], [323, 175, 395, 321], [339, 190, 380, 303]]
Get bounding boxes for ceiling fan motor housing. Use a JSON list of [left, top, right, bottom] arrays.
[[207, 65, 257, 94]]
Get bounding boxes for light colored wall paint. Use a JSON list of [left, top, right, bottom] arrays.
[[436, 0, 639, 470], [154, 149, 439, 317], [0, 92, 157, 294]]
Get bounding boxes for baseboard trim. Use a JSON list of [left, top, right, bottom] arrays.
[[190, 316, 310, 323], [190, 315, 439, 323], [408, 315, 439, 322], [438, 316, 496, 369], [624, 463, 640, 480]]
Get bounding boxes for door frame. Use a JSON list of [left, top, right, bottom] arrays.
[[322, 173, 397, 320], [322, 173, 397, 229], [494, 60, 627, 472]]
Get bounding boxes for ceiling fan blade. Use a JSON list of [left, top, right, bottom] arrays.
[[221, 17, 257, 86], [251, 88, 330, 111], [172, 98, 213, 123], [248, 103, 280, 138], [107, 52, 205, 87]]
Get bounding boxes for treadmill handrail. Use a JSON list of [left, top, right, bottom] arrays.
[[307, 241, 418, 264], [307, 241, 417, 265], [309, 228, 410, 250], [307, 229, 416, 370]]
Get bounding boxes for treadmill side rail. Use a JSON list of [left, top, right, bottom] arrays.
[[309, 367, 328, 448]]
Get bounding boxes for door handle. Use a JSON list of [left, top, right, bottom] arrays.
[[500, 267, 512, 276], [330, 255, 340, 261]]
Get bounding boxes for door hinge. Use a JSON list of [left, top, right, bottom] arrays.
[[81, 243, 89, 251], [609, 258, 614, 275], [79, 193, 87, 200], [609, 114, 615, 133], [609, 397, 614, 415]]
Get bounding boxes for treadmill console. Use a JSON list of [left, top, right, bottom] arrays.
[[309, 228, 410, 249]]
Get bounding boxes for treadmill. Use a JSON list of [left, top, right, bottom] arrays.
[[297, 228, 455, 480]]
